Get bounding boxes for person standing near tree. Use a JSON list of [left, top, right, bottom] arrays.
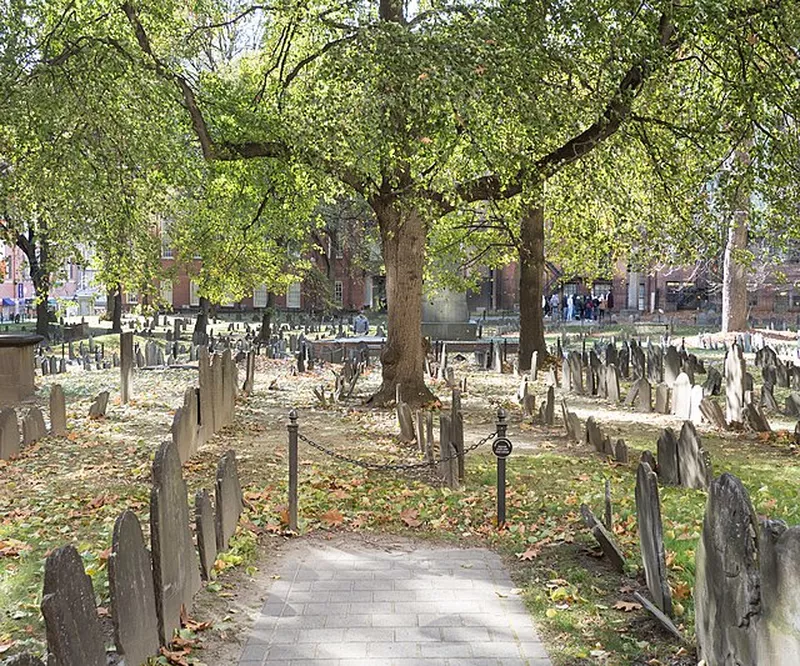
[[567, 294, 574, 321], [550, 293, 560, 321], [599, 294, 607, 322]]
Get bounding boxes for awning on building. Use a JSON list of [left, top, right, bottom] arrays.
[[1, 298, 15, 306]]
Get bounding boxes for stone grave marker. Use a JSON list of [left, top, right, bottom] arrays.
[[88, 391, 109, 419], [671, 373, 691, 420], [677, 421, 712, 490], [614, 439, 629, 464], [690, 384, 705, 425], [699, 398, 727, 430], [743, 403, 771, 433], [725, 342, 746, 426], [636, 378, 652, 412], [150, 440, 201, 645], [695, 473, 760, 665], [703, 366, 722, 396], [580, 504, 626, 572], [195, 489, 217, 581], [109, 510, 160, 666], [641, 449, 658, 473], [215, 450, 243, 552], [40, 545, 106, 666], [396, 401, 415, 442], [635, 461, 672, 616], [22, 407, 46, 446], [664, 346, 681, 386], [172, 387, 199, 464], [541, 385, 555, 426], [585, 416, 604, 453], [760, 383, 779, 412], [785, 392, 800, 417], [655, 383, 670, 414], [657, 428, 680, 486], [49, 385, 66, 436], [120, 331, 133, 404], [606, 364, 621, 403], [0, 408, 20, 460]]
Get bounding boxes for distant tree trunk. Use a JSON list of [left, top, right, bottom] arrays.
[[518, 202, 548, 371], [367, 192, 434, 407], [109, 284, 122, 333], [16, 228, 50, 338], [722, 210, 748, 334], [260, 293, 274, 341], [194, 296, 210, 343]]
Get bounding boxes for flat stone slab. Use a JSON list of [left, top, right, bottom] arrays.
[[237, 543, 552, 666]]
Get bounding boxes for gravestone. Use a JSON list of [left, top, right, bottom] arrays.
[[655, 383, 670, 414], [743, 403, 771, 433], [195, 489, 217, 581], [542, 386, 555, 426], [568, 352, 584, 395], [210, 353, 224, 433], [40, 545, 106, 666], [22, 407, 46, 446], [677, 421, 712, 490], [120, 332, 133, 404], [198, 346, 213, 440], [49, 385, 67, 437], [699, 398, 728, 430], [785, 392, 800, 417], [215, 450, 243, 552], [150, 440, 201, 645], [635, 461, 672, 615], [725, 342, 746, 426], [109, 510, 159, 666], [606, 364, 620, 403], [580, 504, 626, 572], [242, 350, 255, 394], [641, 449, 658, 473], [657, 428, 680, 486], [671, 373, 691, 419], [172, 387, 199, 464], [88, 391, 109, 419], [585, 416, 604, 453], [624, 380, 639, 406], [690, 384, 705, 425], [664, 346, 681, 386], [396, 402, 415, 442], [614, 439, 629, 464], [0, 408, 20, 460], [695, 473, 760, 666], [636, 378, 652, 412], [760, 383, 779, 412]]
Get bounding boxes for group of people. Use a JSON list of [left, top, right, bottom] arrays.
[[545, 291, 614, 322]]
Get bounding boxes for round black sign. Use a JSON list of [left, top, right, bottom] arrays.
[[492, 436, 513, 458]]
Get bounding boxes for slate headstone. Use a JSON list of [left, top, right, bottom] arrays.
[[677, 421, 712, 490], [0, 408, 20, 460], [22, 407, 46, 446], [109, 510, 159, 666], [657, 428, 680, 486], [195, 489, 217, 581], [215, 450, 243, 552], [120, 331, 134, 404], [88, 391, 109, 419], [636, 461, 672, 616], [655, 383, 670, 414], [172, 387, 199, 464], [49, 384, 67, 437]]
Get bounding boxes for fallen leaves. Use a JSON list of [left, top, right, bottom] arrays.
[[613, 600, 643, 612], [399, 508, 421, 528], [320, 509, 344, 527]]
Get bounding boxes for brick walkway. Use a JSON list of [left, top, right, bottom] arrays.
[[237, 543, 552, 666]]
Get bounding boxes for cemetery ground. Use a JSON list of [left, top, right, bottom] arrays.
[[2, 325, 800, 665]]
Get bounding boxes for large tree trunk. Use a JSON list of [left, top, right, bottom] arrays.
[[110, 284, 123, 333], [721, 208, 748, 333], [16, 228, 50, 338], [259, 292, 274, 341], [368, 195, 434, 407], [518, 203, 548, 371]]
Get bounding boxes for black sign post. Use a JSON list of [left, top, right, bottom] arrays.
[[493, 408, 512, 528]]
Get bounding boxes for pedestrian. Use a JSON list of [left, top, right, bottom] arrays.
[[584, 295, 593, 321], [599, 294, 607, 322], [550, 293, 560, 320], [606, 289, 614, 312], [567, 294, 574, 321]]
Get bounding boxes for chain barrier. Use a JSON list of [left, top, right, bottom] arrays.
[[296, 429, 497, 472]]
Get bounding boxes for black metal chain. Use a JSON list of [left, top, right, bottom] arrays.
[[296, 429, 497, 472]]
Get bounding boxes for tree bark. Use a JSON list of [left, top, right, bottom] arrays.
[[259, 292, 274, 341], [721, 209, 748, 333], [518, 203, 548, 371], [368, 194, 434, 407], [110, 284, 123, 333], [16, 228, 50, 338]]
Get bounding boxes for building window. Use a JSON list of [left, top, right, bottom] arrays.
[[160, 280, 173, 307], [127, 292, 138, 304], [749, 290, 759, 307], [334, 280, 343, 306], [253, 284, 268, 308], [161, 220, 173, 259], [286, 282, 301, 309], [563, 283, 578, 296], [189, 280, 200, 307], [775, 292, 789, 312]]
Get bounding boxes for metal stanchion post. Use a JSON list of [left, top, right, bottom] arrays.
[[288, 409, 299, 532]]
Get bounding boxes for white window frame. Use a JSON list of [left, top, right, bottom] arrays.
[[160, 280, 173, 306], [189, 280, 200, 307], [253, 284, 268, 308], [334, 280, 343, 306], [286, 282, 301, 309]]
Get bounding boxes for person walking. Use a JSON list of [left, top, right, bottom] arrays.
[[567, 294, 574, 321], [550, 293, 560, 320], [598, 294, 607, 322]]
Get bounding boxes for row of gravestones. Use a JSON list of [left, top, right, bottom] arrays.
[[0, 386, 67, 460], [517, 377, 555, 426], [2, 442, 244, 666], [171, 347, 242, 464], [396, 388, 466, 489]]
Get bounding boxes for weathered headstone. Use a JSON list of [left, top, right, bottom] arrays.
[[636, 378, 652, 412], [40, 545, 106, 666], [760, 383, 779, 412], [664, 346, 681, 386], [725, 342, 746, 426], [88, 391, 109, 419], [22, 407, 46, 446], [614, 439, 629, 464], [585, 416, 604, 452], [150, 440, 201, 645], [606, 364, 621, 403], [120, 331, 133, 404], [786, 392, 800, 417], [655, 383, 670, 414], [0, 408, 20, 460], [109, 510, 160, 666], [743, 403, 771, 433], [690, 384, 705, 425], [699, 398, 728, 430], [195, 489, 217, 581], [172, 387, 199, 464], [396, 402, 415, 442], [657, 428, 680, 486], [703, 366, 723, 396], [671, 373, 691, 420], [635, 461, 672, 615], [215, 450, 243, 552], [49, 384, 67, 437], [677, 421, 712, 490], [580, 504, 626, 572], [695, 473, 760, 666]]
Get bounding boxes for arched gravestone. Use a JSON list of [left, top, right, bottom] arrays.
[[22, 407, 46, 446], [172, 387, 199, 464], [215, 450, 243, 552], [109, 510, 159, 666], [150, 440, 201, 645], [635, 462, 672, 616], [695, 473, 759, 666], [656, 428, 679, 486], [0, 408, 20, 460], [677, 421, 712, 490], [196, 489, 217, 581], [49, 385, 67, 437], [40, 545, 106, 666]]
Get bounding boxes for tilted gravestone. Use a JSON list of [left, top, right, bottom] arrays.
[[120, 331, 133, 404], [654, 383, 670, 414], [635, 461, 672, 616], [703, 366, 723, 396], [49, 384, 67, 437], [699, 398, 727, 430], [743, 403, 771, 433], [614, 439, 629, 464], [88, 391, 109, 419], [40, 545, 106, 666], [657, 428, 680, 486], [585, 416, 604, 453], [22, 407, 46, 446], [150, 440, 201, 645], [636, 378, 652, 412], [695, 473, 760, 666], [195, 489, 217, 581], [215, 450, 243, 552], [671, 372, 692, 420], [760, 383, 779, 412], [0, 408, 20, 460], [109, 510, 160, 666], [606, 364, 621, 403], [724, 342, 746, 426], [677, 421, 712, 490], [172, 387, 199, 464], [785, 392, 800, 417], [580, 504, 626, 572]]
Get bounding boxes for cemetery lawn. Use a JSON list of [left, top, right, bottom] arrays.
[[2, 332, 799, 665]]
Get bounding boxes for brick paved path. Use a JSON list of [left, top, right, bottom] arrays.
[[237, 543, 552, 666]]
